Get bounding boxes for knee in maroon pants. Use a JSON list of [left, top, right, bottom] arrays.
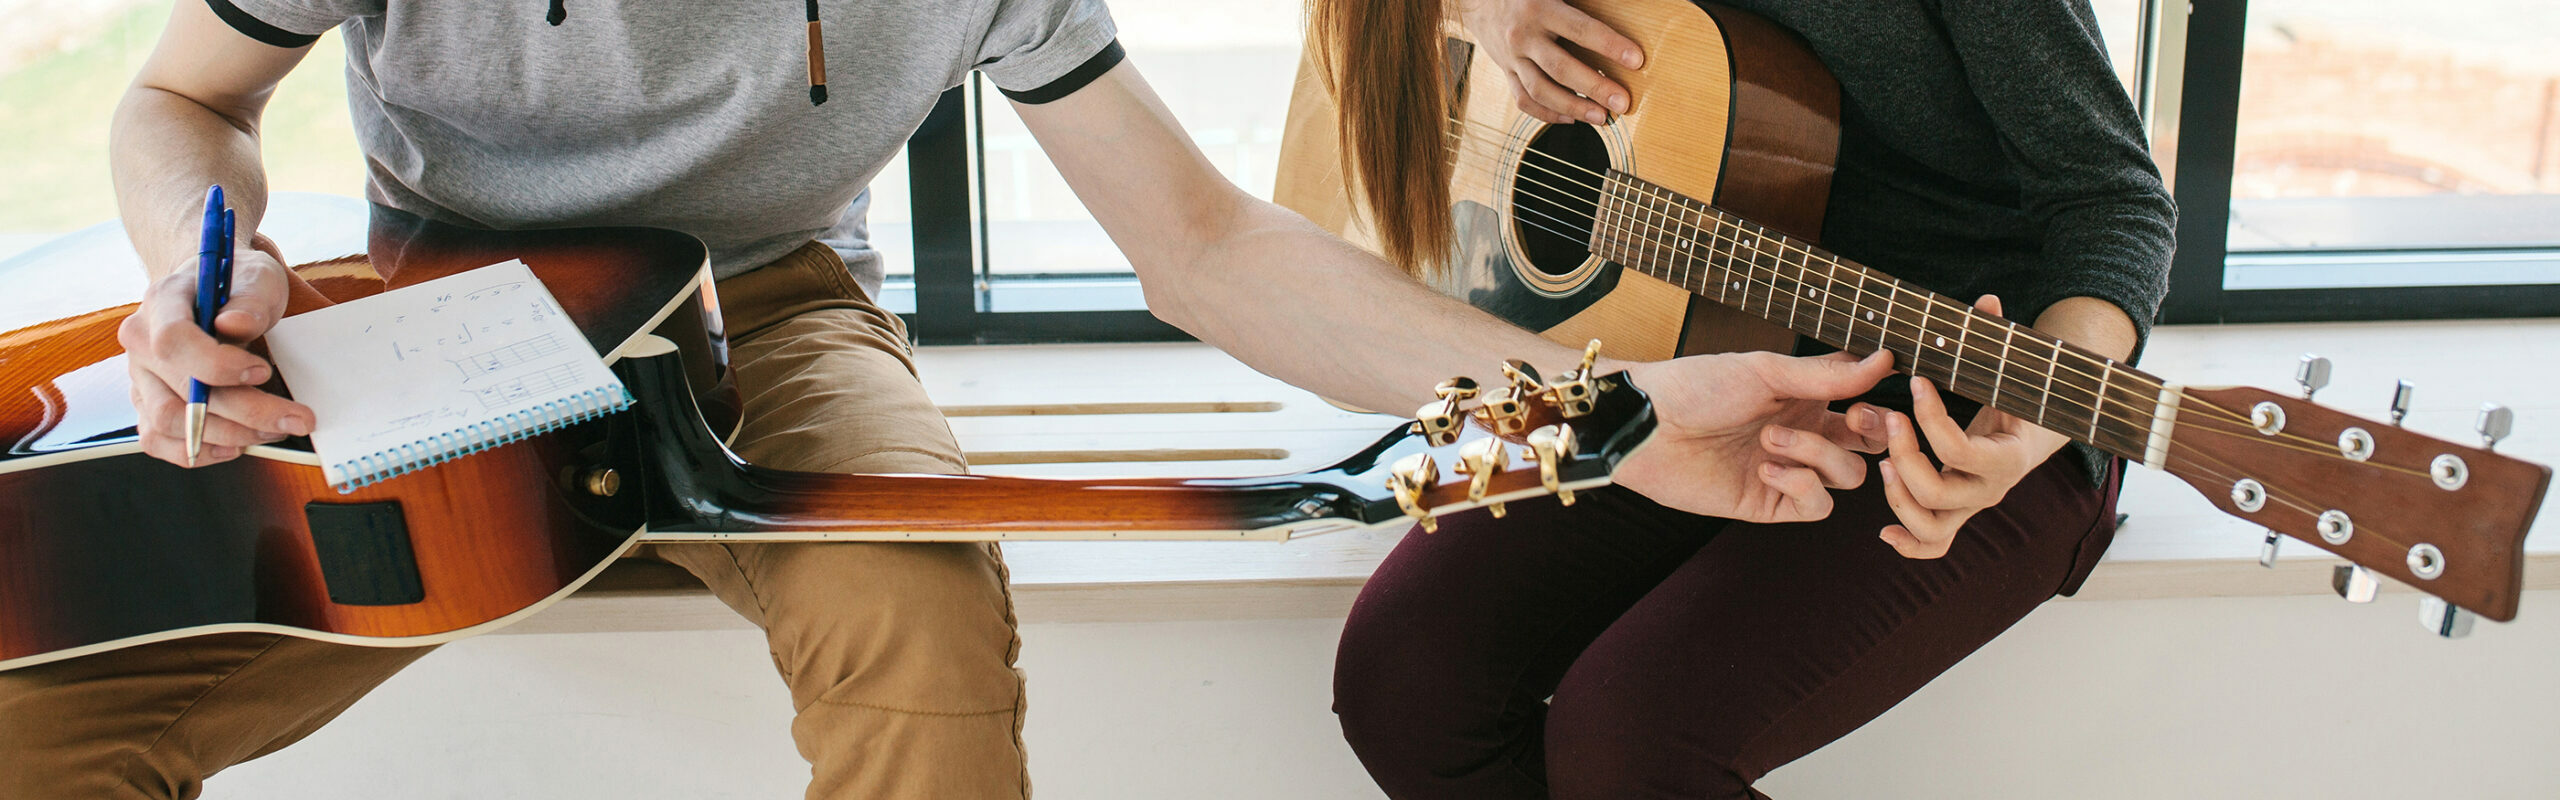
[[1545, 674, 1763, 800], [1334, 584, 1541, 797]]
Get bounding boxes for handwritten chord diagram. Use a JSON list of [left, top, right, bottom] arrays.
[[449, 333, 569, 382], [468, 363, 582, 411]]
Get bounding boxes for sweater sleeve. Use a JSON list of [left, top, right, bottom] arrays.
[[1939, 0, 2176, 359]]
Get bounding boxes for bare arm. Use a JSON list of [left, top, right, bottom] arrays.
[[111, 0, 319, 466], [1013, 64, 1902, 522]]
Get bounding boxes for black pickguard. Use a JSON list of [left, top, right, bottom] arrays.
[[1436, 199, 1619, 333]]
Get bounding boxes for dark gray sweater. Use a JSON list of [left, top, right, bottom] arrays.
[[1719, 0, 2176, 483]]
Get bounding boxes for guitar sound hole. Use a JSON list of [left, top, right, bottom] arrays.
[[1510, 123, 1611, 279]]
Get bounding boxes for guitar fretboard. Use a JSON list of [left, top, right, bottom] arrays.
[[1590, 171, 2167, 462]]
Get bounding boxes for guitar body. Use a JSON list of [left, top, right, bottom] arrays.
[[1276, 0, 1839, 360], [0, 207, 729, 668], [0, 206, 1659, 669]]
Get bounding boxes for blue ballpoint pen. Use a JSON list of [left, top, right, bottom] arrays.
[[186, 186, 231, 466]]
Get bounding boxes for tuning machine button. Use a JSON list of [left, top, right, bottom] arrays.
[[2389, 380, 2414, 426], [2258, 530, 2282, 568], [1455, 437, 1511, 517], [1479, 360, 1544, 436], [2332, 564, 2379, 603], [1387, 453, 1440, 533], [1524, 424, 1579, 506], [1414, 377, 1480, 447], [2295, 354, 2331, 399], [1544, 340, 1605, 418], [2478, 403, 2514, 450], [2419, 596, 2477, 639]]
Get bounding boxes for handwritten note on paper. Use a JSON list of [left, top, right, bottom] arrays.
[[265, 260, 629, 490]]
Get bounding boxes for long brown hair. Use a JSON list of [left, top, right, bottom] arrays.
[[1309, 0, 1451, 277]]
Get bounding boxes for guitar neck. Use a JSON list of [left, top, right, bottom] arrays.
[[1592, 171, 2168, 465]]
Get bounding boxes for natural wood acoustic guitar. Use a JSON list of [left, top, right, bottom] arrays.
[[0, 205, 1655, 670], [1274, 0, 2549, 626]]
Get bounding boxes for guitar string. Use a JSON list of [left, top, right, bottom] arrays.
[[1433, 134, 2443, 485], [1434, 135, 2172, 437], [1438, 127, 2397, 464], [1421, 123, 2442, 566]]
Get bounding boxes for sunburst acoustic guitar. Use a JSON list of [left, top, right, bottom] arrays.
[[0, 203, 1655, 671], [1274, 0, 2549, 628]]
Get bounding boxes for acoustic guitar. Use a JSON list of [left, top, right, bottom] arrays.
[[1274, 0, 2550, 626], [0, 204, 1655, 671]]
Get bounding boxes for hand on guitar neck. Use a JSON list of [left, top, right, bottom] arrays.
[[1610, 348, 1896, 523]]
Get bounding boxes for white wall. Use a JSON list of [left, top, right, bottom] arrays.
[[203, 590, 2560, 799]]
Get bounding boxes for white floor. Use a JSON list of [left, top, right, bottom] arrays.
[[202, 590, 2560, 800]]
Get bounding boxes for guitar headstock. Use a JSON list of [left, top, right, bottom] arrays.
[[2163, 367, 2551, 624], [1303, 341, 1655, 532]]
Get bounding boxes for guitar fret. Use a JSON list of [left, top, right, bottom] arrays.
[[2038, 339, 2060, 429]]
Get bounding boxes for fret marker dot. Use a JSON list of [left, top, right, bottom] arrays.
[[1731, 281, 1742, 291], [1935, 335, 1947, 347], [1810, 289, 1821, 298], [1867, 311, 1877, 320]]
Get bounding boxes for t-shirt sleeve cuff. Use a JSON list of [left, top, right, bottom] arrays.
[[208, 0, 338, 47], [976, 0, 1120, 100], [998, 40, 1123, 104]]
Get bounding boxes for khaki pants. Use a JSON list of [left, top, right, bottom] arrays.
[[0, 244, 1029, 799]]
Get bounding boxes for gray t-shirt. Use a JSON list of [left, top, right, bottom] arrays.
[[219, 0, 1119, 293]]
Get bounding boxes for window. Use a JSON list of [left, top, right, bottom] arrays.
[[2163, 0, 2560, 321], [0, 1, 362, 262]]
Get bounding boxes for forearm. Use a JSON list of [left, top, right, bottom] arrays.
[[1145, 198, 1599, 414], [110, 84, 272, 278], [2030, 295, 2138, 363]]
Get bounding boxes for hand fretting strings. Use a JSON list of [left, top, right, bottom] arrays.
[[1422, 121, 2434, 552], [1438, 121, 2408, 471]]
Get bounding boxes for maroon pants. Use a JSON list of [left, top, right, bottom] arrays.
[[1333, 452, 2118, 799]]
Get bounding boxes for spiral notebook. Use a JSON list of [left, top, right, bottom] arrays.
[[266, 260, 633, 493]]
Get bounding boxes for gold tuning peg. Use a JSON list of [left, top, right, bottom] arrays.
[[1387, 453, 1440, 532], [1455, 437, 1510, 517], [1478, 362, 1542, 436], [1524, 424, 1579, 505], [1413, 377, 1481, 447], [1545, 340, 1605, 419]]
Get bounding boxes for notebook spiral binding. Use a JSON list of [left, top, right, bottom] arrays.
[[327, 386, 634, 494]]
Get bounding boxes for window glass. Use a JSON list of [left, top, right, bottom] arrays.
[[0, 1, 362, 262], [2229, 0, 2560, 256], [977, 0, 1305, 281]]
